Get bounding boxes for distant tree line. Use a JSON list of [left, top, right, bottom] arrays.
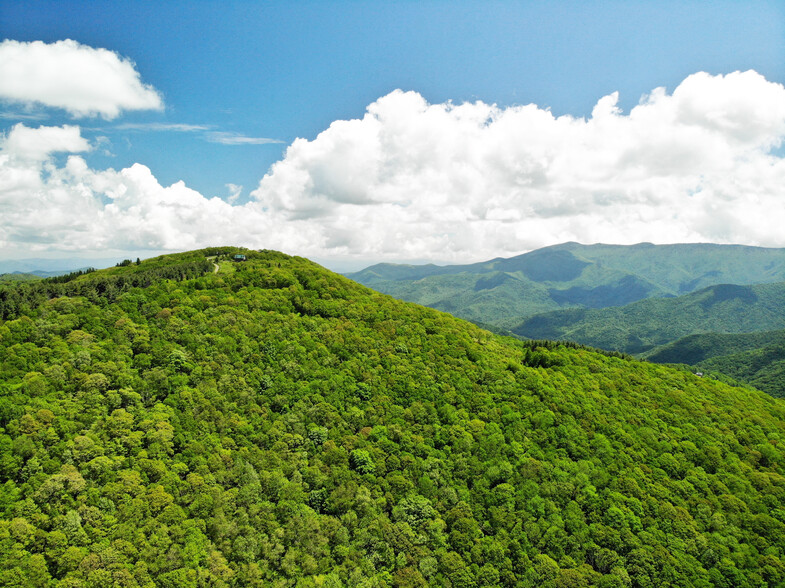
[[40, 268, 97, 284], [0, 259, 212, 320], [520, 339, 634, 361]]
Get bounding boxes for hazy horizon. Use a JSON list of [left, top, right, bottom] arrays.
[[5, 240, 785, 277]]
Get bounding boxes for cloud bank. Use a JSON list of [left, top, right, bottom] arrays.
[[252, 70, 785, 259], [1, 70, 785, 262], [0, 39, 163, 119]]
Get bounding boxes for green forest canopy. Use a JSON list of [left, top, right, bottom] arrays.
[[1, 248, 784, 587]]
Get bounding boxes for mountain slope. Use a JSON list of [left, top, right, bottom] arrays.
[[644, 329, 785, 365], [644, 330, 785, 398], [513, 281, 785, 355], [1, 248, 785, 586], [699, 344, 785, 399], [348, 242, 785, 328]]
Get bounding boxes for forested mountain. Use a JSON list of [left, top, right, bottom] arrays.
[[645, 329, 785, 365], [512, 282, 785, 355], [348, 242, 785, 329], [1, 248, 785, 586]]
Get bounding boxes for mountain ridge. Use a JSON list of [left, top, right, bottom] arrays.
[[347, 242, 785, 328]]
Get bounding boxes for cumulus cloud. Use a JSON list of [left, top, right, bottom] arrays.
[[251, 70, 785, 260], [0, 124, 299, 257], [0, 39, 163, 119], [1, 123, 89, 161], [2, 71, 785, 263]]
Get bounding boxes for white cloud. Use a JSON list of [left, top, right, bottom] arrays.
[[206, 131, 283, 145], [0, 39, 163, 119], [1, 123, 89, 161], [0, 124, 287, 256], [0, 111, 48, 121], [2, 71, 785, 264], [251, 70, 785, 260], [111, 124, 283, 147], [226, 183, 243, 203], [114, 123, 210, 132]]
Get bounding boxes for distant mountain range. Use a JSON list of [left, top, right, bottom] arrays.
[[348, 242, 785, 328], [0, 257, 125, 276], [0, 272, 43, 283], [349, 242, 785, 396]]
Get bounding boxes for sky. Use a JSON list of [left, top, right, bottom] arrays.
[[1, 1, 784, 270]]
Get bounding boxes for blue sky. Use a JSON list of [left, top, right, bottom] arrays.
[[1, 1, 785, 268]]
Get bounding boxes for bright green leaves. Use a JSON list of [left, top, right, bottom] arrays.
[[349, 449, 376, 475]]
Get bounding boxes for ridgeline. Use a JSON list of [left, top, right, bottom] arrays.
[[348, 242, 785, 330]]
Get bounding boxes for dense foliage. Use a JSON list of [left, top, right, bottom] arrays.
[[1, 248, 785, 587], [349, 243, 785, 329]]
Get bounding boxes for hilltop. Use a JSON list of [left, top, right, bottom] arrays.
[[1, 248, 784, 586]]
